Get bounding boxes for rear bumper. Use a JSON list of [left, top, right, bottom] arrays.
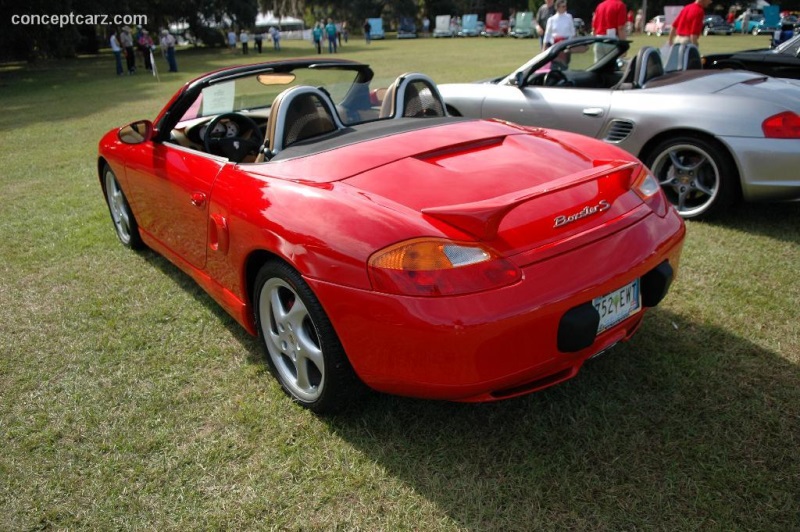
[[720, 136, 800, 202], [309, 208, 685, 402]]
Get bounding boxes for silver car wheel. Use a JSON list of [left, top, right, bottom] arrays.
[[259, 277, 325, 403], [651, 142, 721, 218], [103, 165, 141, 248]]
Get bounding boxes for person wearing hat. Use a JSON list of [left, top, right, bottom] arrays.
[[138, 29, 154, 71], [160, 29, 178, 72], [119, 26, 136, 74]]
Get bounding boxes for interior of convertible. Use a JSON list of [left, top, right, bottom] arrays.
[[165, 66, 448, 164], [518, 40, 703, 90]]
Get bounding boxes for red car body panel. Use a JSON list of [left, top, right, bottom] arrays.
[[98, 62, 685, 402]]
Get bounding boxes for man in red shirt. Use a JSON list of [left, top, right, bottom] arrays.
[[592, 0, 628, 38], [592, 0, 628, 61], [668, 0, 712, 46]]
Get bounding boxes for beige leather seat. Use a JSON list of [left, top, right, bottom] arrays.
[[379, 73, 447, 119], [262, 86, 342, 159]]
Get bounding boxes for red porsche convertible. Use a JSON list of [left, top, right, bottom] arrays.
[[98, 59, 685, 413]]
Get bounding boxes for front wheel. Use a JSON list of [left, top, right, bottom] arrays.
[[254, 261, 365, 413], [644, 135, 738, 219], [103, 164, 143, 248]]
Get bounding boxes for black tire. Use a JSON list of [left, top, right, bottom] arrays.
[[103, 164, 143, 249], [253, 261, 365, 414], [643, 134, 739, 219]]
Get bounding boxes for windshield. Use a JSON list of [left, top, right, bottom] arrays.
[[178, 67, 367, 125], [776, 34, 800, 55]]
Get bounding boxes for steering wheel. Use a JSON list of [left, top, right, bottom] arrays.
[[203, 112, 265, 163], [543, 69, 568, 87]]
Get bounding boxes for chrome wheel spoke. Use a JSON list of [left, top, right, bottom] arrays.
[[261, 278, 324, 402], [694, 178, 715, 197]]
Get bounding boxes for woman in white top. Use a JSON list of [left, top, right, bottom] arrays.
[[543, 0, 575, 48]]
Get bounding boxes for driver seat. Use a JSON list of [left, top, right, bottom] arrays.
[[613, 47, 664, 90], [635, 46, 664, 87], [379, 73, 447, 118], [264, 86, 343, 159], [664, 43, 702, 72]]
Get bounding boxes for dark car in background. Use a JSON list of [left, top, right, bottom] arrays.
[[703, 33, 800, 79], [703, 15, 734, 35]]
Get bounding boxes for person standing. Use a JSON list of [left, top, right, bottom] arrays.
[[741, 10, 750, 34], [119, 26, 136, 74], [668, 0, 712, 47], [254, 31, 263, 53], [592, 0, 627, 60], [326, 19, 338, 53], [363, 19, 372, 44], [160, 29, 178, 72], [110, 30, 123, 75], [536, 0, 556, 49], [543, 0, 576, 47], [270, 26, 281, 50], [228, 29, 237, 53], [634, 9, 644, 33], [240, 29, 249, 54], [138, 29, 154, 71], [313, 22, 323, 54]]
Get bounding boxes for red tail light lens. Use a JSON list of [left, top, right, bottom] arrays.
[[368, 238, 521, 296], [632, 166, 667, 217], [762, 111, 800, 138]]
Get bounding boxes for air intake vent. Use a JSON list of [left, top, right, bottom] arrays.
[[603, 120, 634, 143]]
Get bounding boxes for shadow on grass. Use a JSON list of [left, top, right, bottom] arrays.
[[325, 309, 799, 528], [136, 240, 799, 528], [701, 200, 800, 244]]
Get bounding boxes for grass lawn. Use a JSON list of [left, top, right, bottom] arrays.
[[1, 33, 798, 529]]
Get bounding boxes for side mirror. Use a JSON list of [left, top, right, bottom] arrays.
[[515, 71, 525, 88], [118, 120, 153, 144]]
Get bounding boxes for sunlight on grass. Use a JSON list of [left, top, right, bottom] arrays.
[[1, 34, 798, 530]]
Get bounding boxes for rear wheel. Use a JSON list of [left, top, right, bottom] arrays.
[[253, 261, 364, 413], [644, 135, 738, 219], [103, 164, 143, 248]]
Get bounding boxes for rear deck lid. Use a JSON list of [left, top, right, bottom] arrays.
[[344, 127, 647, 255]]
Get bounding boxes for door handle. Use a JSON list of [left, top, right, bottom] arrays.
[[190, 192, 206, 206], [583, 108, 604, 117]]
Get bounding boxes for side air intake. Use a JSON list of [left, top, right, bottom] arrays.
[[603, 120, 635, 143]]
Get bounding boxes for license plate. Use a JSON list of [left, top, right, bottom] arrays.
[[593, 279, 641, 334]]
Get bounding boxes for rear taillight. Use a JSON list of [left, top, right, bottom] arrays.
[[632, 166, 668, 216], [762, 111, 800, 138], [368, 238, 521, 296]]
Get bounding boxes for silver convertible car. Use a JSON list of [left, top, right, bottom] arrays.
[[438, 36, 800, 218]]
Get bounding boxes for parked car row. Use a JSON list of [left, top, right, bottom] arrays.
[[703, 15, 734, 35]]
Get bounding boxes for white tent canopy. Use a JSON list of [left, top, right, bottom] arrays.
[[255, 11, 303, 30]]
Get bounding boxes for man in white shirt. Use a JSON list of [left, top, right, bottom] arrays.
[[110, 31, 123, 75]]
